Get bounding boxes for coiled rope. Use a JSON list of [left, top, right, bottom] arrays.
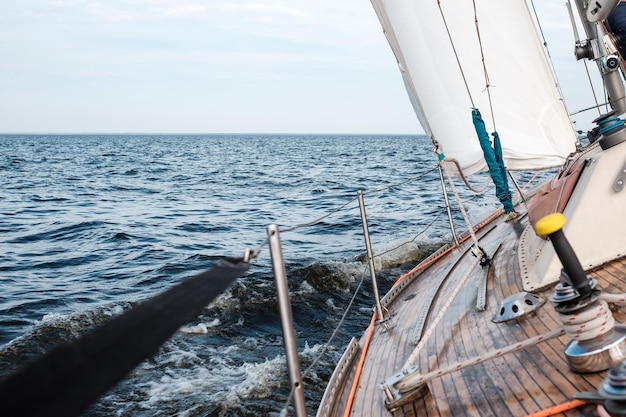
[[559, 299, 615, 341]]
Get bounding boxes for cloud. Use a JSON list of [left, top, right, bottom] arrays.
[[0, 0, 416, 133], [0, 0, 603, 133]]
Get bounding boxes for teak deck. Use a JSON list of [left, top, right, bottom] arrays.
[[322, 211, 626, 417]]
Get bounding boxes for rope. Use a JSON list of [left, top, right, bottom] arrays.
[[600, 292, 626, 305], [443, 158, 492, 194], [301, 267, 367, 378], [599, 117, 626, 134], [402, 255, 481, 371], [396, 327, 566, 393], [597, 404, 612, 417], [246, 237, 268, 262], [560, 300, 615, 341], [395, 295, 623, 394], [363, 168, 437, 196], [442, 162, 482, 249], [396, 296, 624, 394]]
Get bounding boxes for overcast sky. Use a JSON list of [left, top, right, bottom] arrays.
[[0, 1, 606, 134]]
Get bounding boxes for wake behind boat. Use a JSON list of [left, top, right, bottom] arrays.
[[312, 0, 626, 416]]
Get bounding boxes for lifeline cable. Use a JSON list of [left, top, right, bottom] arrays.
[[281, 168, 437, 234], [281, 263, 369, 416]]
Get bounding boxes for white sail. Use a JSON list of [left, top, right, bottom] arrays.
[[371, 0, 577, 175]]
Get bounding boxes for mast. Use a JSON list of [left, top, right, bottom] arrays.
[[571, 0, 626, 113]]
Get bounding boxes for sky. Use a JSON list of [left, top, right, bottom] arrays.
[[0, 1, 608, 134]]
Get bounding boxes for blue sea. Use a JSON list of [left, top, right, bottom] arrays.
[[0, 134, 501, 416]]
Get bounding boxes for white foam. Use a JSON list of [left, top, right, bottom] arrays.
[[179, 323, 208, 334], [297, 280, 315, 295], [137, 352, 288, 412], [179, 318, 221, 334], [372, 241, 421, 269], [106, 304, 125, 316], [40, 312, 64, 322]]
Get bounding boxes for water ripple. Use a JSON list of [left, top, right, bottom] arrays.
[[0, 134, 499, 416]]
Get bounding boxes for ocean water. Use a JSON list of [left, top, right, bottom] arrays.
[[0, 134, 501, 416]]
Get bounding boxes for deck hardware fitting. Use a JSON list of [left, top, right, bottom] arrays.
[[492, 292, 546, 323], [537, 213, 626, 373], [471, 244, 491, 267], [575, 360, 626, 414], [613, 159, 626, 192]]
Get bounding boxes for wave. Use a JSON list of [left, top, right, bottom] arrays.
[[0, 134, 460, 416]]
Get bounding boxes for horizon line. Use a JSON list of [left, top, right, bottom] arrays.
[[0, 132, 425, 136]]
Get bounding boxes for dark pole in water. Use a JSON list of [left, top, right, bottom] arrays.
[[0, 257, 248, 417]]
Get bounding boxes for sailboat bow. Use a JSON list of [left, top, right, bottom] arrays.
[[312, 0, 626, 416]]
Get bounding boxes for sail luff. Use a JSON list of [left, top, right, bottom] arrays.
[[370, 0, 440, 153], [370, 0, 578, 176]]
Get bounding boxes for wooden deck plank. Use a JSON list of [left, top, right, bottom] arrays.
[[325, 212, 626, 417]]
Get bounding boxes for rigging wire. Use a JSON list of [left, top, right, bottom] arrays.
[[245, 156, 547, 412], [279, 167, 437, 234], [373, 212, 444, 258], [564, 0, 603, 118], [248, 166, 456, 414], [437, 0, 497, 126], [362, 169, 437, 196], [436, 0, 475, 108], [280, 263, 368, 416], [471, 0, 497, 129], [276, 166, 447, 414], [279, 197, 358, 234], [529, 0, 575, 117]]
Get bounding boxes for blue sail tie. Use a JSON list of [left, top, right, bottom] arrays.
[[472, 109, 515, 213]]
